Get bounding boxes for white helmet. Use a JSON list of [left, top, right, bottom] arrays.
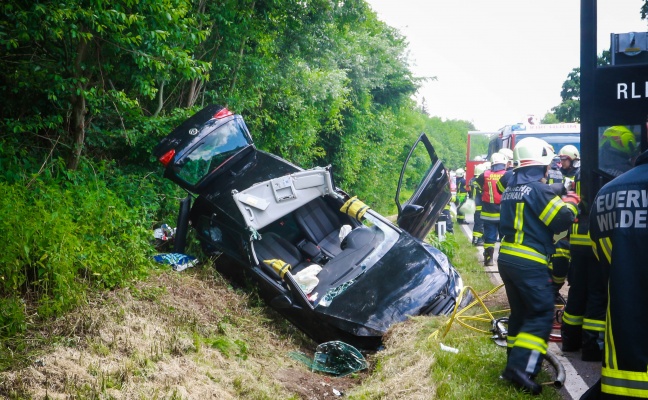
[[474, 155, 484, 161], [514, 137, 556, 169], [498, 148, 514, 161], [559, 145, 580, 161], [490, 152, 507, 165], [474, 163, 488, 176], [456, 168, 465, 178]]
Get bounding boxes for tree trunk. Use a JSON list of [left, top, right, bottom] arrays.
[[153, 80, 165, 117], [66, 39, 89, 170], [67, 94, 86, 170]]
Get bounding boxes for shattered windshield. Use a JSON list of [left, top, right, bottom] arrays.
[[176, 119, 252, 185]]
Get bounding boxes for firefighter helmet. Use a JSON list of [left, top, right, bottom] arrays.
[[490, 152, 507, 165], [600, 126, 637, 156], [474, 163, 487, 176], [513, 137, 555, 169], [498, 148, 513, 161], [456, 168, 465, 178], [558, 145, 580, 161]]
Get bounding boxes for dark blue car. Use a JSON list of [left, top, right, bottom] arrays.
[[153, 105, 465, 349]]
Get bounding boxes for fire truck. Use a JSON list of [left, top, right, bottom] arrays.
[[464, 122, 580, 183]]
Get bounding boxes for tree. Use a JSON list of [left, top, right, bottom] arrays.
[[0, 0, 210, 169], [549, 51, 610, 123]]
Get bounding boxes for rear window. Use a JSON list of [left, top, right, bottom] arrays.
[[176, 119, 252, 185]]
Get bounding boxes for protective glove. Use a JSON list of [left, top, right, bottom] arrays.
[[561, 192, 580, 207]]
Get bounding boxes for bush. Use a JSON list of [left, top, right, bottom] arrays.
[[0, 158, 175, 335]]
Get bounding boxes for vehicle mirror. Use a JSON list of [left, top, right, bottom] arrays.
[[270, 294, 293, 309], [400, 204, 424, 218]]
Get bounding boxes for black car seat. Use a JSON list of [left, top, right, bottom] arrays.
[[254, 232, 309, 277], [293, 197, 344, 257]]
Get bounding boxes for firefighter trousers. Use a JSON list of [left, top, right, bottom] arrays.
[[561, 244, 606, 359], [498, 256, 554, 377]]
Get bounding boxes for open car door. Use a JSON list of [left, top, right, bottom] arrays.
[[395, 133, 451, 240]]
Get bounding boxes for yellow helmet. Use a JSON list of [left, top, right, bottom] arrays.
[[601, 126, 637, 156], [513, 137, 555, 169], [559, 145, 580, 161]]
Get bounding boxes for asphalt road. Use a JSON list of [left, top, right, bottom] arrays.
[[456, 212, 601, 400]]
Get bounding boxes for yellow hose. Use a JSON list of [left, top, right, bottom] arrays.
[[429, 284, 506, 340]]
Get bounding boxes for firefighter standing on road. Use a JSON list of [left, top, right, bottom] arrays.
[[469, 163, 487, 246], [497, 137, 578, 395], [549, 146, 580, 297], [559, 145, 606, 361], [587, 147, 648, 399], [455, 168, 468, 225], [476, 153, 507, 266]]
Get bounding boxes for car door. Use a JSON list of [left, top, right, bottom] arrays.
[[395, 133, 451, 240]]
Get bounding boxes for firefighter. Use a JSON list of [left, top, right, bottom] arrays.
[[587, 147, 648, 399], [499, 148, 514, 170], [498, 137, 578, 395], [440, 168, 454, 234], [475, 153, 507, 266], [599, 125, 638, 178], [469, 163, 487, 246], [549, 146, 581, 297], [455, 168, 468, 225], [558, 144, 606, 361]]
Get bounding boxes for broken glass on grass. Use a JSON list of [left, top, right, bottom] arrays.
[[289, 341, 368, 377]]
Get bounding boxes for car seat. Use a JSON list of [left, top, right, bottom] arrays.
[[293, 197, 344, 257], [254, 232, 309, 277]]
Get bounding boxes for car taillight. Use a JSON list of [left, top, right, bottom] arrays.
[[214, 108, 232, 119], [159, 149, 175, 166]]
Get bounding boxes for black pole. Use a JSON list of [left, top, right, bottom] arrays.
[[580, 0, 598, 204]]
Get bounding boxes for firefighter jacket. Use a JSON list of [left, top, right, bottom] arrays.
[[456, 177, 467, 203], [499, 167, 578, 267], [476, 165, 506, 222], [469, 177, 482, 207], [547, 168, 564, 185], [560, 166, 581, 196], [590, 149, 648, 398]]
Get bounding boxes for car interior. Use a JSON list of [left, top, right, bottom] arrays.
[[253, 195, 389, 305]]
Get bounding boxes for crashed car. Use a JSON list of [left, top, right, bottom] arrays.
[[153, 104, 465, 349]]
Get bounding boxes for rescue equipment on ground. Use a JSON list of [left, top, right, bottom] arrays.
[[428, 284, 567, 389]]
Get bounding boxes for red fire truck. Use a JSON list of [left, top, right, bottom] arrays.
[[465, 122, 581, 182]]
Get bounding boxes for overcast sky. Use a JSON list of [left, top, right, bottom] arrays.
[[367, 0, 648, 131]]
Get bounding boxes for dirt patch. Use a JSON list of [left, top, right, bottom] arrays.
[[276, 367, 362, 399]]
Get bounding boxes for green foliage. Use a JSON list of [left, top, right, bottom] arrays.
[[0, 153, 177, 335]]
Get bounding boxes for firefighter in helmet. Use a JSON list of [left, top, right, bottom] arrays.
[[586, 147, 648, 399], [498, 137, 578, 394], [475, 153, 507, 266], [455, 168, 468, 225], [469, 163, 487, 246], [599, 125, 638, 178], [560, 143, 606, 362], [548, 145, 581, 297]]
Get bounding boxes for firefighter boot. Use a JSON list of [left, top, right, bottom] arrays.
[[483, 247, 495, 267], [475, 237, 484, 246], [501, 367, 542, 395]]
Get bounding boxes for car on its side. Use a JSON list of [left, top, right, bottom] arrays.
[[153, 104, 465, 349]]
